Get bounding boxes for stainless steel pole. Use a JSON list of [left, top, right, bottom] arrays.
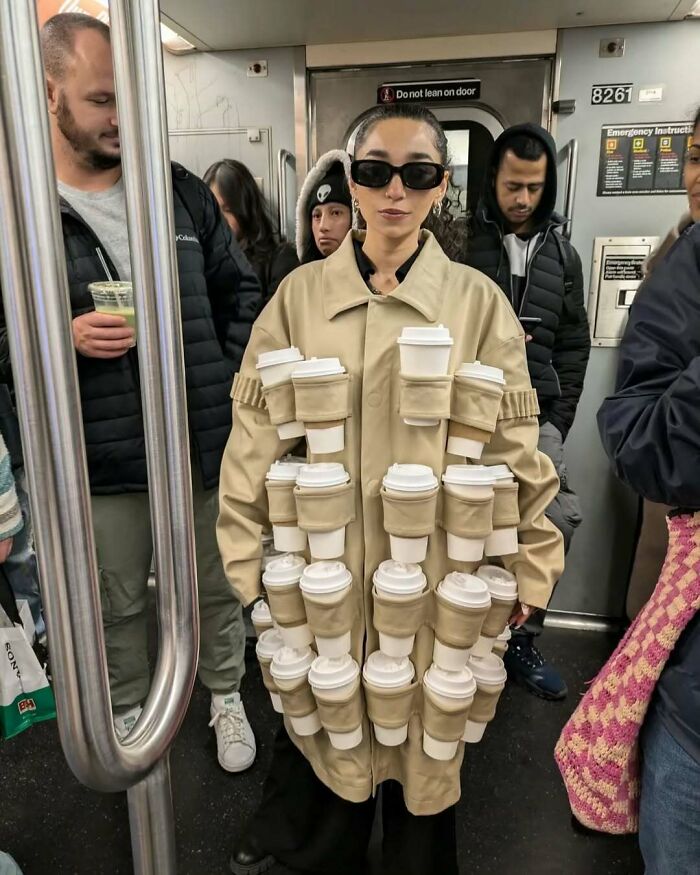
[[563, 138, 579, 240], [0, 1, 200, 871]]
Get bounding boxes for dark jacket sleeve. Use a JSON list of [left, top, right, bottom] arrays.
[[266, 243, 300, 305], [196, 180, 262, 373], [597, 224, 700, 507], [548, 243, 591, 439]]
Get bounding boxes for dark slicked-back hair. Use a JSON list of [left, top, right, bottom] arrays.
[[41, 13, 110, 81]]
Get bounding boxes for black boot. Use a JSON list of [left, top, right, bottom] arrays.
[[504, 634, 567, 701], [230, 833, 277, 875]]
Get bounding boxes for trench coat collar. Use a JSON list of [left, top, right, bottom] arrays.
[[322, 230, 449, 323]]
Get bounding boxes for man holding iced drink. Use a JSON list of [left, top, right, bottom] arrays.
[[0, 13, 262, 771]]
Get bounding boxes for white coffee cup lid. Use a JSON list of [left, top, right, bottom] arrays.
[[438, 572, 491, 609], [270, 645, 315, 680], [475, 565, 518, 600], [397, 324, 454, 347], [383, 463, 438, 493], [296, 462, 349, 488], [300, 561, 352, 595], [456, 361, 505, 385], [484, 464, 514, 481], [251, 600, 272, 621], [373, 560, 426, 596], [262, 553, 307, 588], [468, 653, 507, 685], [423, 664, 476, 699], [256, 627, 284, 659], [256, 347, 303, 370], [496, 626, 512, 644], [308, 653, 359, 690], [362, 651, 415, 688], [292, 357, 345, 378], [442, 465, 497, 487], [267, 460, 307, 482]]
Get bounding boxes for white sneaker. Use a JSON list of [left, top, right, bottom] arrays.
[[114, 704, 143, 741], [209, 691, 256, 773]]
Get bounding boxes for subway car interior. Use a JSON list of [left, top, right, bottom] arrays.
[[0, 0, 699, 872]]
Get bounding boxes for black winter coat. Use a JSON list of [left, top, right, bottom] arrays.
[[0, 163, 262, 493], [598, 222, 700, 510], [461, 124, 590, 440]]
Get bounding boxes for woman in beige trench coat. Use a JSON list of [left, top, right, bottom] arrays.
[[218, 104, 565, 875]]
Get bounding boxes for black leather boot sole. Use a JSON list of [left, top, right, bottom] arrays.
[[229, 835, 277, 875]]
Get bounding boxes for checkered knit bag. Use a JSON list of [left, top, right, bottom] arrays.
[[554, 511, 700, 834]]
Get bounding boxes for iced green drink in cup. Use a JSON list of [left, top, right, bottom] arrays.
[[88, 281, 136, 342]]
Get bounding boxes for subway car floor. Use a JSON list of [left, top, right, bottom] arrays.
[[0, 626, 644, 875]]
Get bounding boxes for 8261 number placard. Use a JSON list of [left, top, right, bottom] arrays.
[[591, 83, 633, 105]]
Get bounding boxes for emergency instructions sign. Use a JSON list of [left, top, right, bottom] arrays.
[[598, 121, 694, 196], [378, 79, 481, 105]]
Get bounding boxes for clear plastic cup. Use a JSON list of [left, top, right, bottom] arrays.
[[88, 281, 135, 344]]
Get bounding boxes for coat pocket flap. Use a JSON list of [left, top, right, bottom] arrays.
[[293, 373, 351, 423], [422, 691, 472, 742], [492, 482, 520, 528], [434, 592, 490, 649], [266, 480, 299, 524], [372, 587, 431, 638], [451, 375, 504, 434], [302, 586, 357, 638], [399, 374, 453, 421], [295, 482, 356, 533], [313, 682, 364, 733], [381, 486, 439, 538], [263, 580, 307, 626], [440, 489, 494, 539], [262, 379, 297, 426], [364, 678, 419, 729]]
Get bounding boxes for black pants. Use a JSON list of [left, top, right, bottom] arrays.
[[249, 727, 459, 875]]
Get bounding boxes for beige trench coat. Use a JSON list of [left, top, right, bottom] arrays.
[[218, 230, 564, 815]]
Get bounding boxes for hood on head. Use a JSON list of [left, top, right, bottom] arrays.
[[295, 149, 352, 262], [480, 123, 559, 232]]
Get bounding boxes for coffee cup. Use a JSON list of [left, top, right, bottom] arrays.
[[262, 553, 312, 649], [89, 281, 136, 346], [308, 654, 363, 750], [363, 651, 415, 746], [441, 466, 496, 561], [256, 347, 306, 440], [296, 463, 351, 559], [472, 565, 519, 657], [422, 664, 476, 760], [270, 646, 322, 736], [382, 463, 439, 564], [397, 325, 454, 425], [492, 626, 512, 657], [266, 460, 308, 553], [433, 573, 491, 671], [299, 560, 353, 657], [292, 357, 347, 453], [373, 560, 427, 657], [447, 361, 505, 459], [483, 465, 519, 557], [251, 599, 274, 638], [256, 627, 285, 713], [463, 653, 507, 743]]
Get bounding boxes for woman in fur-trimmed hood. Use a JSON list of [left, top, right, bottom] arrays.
[[295, 149, 353, 263]]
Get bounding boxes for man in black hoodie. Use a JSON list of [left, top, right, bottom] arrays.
[[462, 123, 591, 701]]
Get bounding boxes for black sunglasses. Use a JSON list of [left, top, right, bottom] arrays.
[[351, 159, 445, 191]]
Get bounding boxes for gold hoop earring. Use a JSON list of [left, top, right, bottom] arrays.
[[432, 201, 443, 217], [352, 198, 360, 211]]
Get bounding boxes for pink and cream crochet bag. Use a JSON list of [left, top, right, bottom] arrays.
[[555, 512, 700, 834]]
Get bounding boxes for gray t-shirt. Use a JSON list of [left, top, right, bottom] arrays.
[[57, 177, 132, 281]]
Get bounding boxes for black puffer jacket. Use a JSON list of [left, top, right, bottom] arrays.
[[0, 163, 261, 493], [461, 123, 590, 440]]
